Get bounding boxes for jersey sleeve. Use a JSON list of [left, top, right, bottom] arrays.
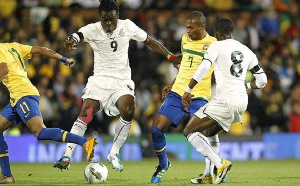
[[14, 43, 32, 60], [78, 24, 93, 42], [180, 35, 186, 52], [203, 42, 219, 64], [247, 51, 259, 70], [126, 19, 147, 42]]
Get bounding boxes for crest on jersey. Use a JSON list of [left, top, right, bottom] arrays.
[[119, 29, 125, 36], [203, 44, 209, 50]]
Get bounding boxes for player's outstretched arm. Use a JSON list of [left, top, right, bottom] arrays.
[[0, 62, 9, 82], [30, 46, 75, 68], [144, 36, 182, 66]]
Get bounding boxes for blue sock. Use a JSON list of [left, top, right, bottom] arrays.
[[37, 128, 87, 146], [0, 133, 12, 177], [151, 126, 168, 168]]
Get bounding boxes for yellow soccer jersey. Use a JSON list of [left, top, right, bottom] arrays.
[[0, 43, 39, 106], [172, 33, 216, 100]]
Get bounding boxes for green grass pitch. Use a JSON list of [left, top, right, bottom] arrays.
[[8, 158, 300, 185]]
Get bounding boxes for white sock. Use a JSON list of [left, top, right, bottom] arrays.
[[204, 135, 220, 176], [110, 117, 131, 154], [187, 132, 222, 168], [64, 119, 87, 158]]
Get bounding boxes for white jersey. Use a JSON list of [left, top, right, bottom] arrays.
[[204, 39, 259, 95], [79, 19, 148, 80]]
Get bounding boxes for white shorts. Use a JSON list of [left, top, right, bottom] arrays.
[[194, 93, 248, 132], [82, 76, 135, 116]]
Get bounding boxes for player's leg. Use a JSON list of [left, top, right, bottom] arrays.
[[190, 134, 220, 184], [151, 91, 186, 183], [107, 94, 135, 172], [207, 135, 220, 176], [183, 116, 232, 184], [26, 116, 96, 161], [150, 114, 172, 183], [54, 99, 100, 170], [55, 76, 104, 169], [17, 96, 97, 161], [188, 98, 218, 184], [0, 112, 15, 184]]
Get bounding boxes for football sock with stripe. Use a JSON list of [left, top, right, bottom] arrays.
[[151, 126, 168, 168], [37, 128, 87, 146], [110, 117, 131, 154], [205, 135, 220, 176], [0, 133, 12, 177], [65, 119, 87, 157], [187, 132, 222, 168]]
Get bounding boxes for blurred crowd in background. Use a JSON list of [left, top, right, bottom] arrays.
[[0, 0, 299, 138]]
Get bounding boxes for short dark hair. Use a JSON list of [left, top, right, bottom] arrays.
[[187, 11, 206, 24], [215, 18, 234, 35], [99, 0, 119, 13]]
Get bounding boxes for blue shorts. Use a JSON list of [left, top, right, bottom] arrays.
[[0, 96, 42, 124], [157, 91, 208, 127]]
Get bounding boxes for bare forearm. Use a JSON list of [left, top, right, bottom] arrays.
[[30, 46, 64, 61], [188, 79, 198, 89], [145, 36, 169, 56]]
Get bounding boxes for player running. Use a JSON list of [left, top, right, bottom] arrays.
[[182, 18, 267, 184], [150, 11, 220, 184], [0, 42, 97, 184], [53, 0, 181, 172]]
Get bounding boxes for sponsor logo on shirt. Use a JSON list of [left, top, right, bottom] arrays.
[[203, 44, 209, 50]]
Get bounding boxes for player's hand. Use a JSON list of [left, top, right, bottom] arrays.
[[64, 36, 77, 50], [182, 91, 194, 112], [171, 54, 182, 67], [162, 85, 172, 100], [65, 58, 75, 68]]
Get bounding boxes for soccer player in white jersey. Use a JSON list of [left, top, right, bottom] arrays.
[[182, 18, 267, 184], [53, 0, 181, 172]]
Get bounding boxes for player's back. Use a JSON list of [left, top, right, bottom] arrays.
[[211, 39, 256, 94], [0, 43, 39, 105]]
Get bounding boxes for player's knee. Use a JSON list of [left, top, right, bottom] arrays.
[[151, 116, 166, 130], [79, 107, 94, 124], [32, 127, 43, 137], [119, 105, 134, 121], [26, 122, 43, 136]]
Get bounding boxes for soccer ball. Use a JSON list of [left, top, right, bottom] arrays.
[[84, 162, 108, 184]]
